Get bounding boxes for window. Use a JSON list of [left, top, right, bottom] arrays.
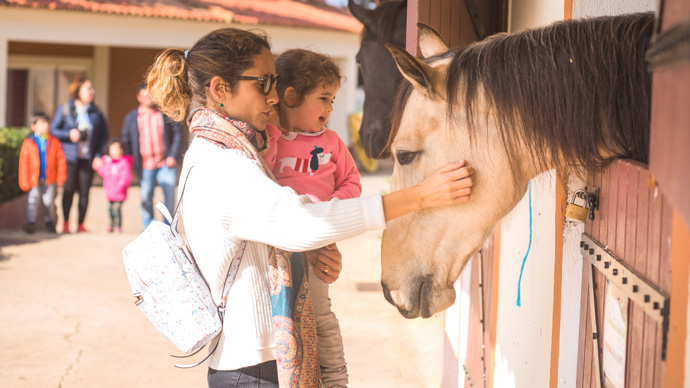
[[7, 55, 90, 127]]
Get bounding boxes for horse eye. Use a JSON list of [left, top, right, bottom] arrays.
[[396, 150, 419, 165]]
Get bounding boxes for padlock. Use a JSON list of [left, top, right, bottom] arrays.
[[565, 190, 588, 222]]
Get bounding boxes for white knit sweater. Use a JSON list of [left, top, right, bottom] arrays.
[[179, 137, 386, 371]]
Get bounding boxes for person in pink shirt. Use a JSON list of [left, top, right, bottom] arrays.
[[97, 139, 132, 233], [266, 48, 361, 388]]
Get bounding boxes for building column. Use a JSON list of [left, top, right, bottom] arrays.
[[0, 38, 8, 127], [93, 45, 110, 119]]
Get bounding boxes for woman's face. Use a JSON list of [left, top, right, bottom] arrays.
[[79, 80, 95, 104], [221, 48, 279, 130]]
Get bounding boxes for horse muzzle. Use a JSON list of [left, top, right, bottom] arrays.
[[381, 275, 456, 319], [359, 120, 391, 159]]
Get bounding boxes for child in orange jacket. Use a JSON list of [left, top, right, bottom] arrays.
[[18, 113, 67, 233]]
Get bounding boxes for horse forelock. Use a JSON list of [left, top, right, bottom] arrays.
[[443, 12, 654, 176]]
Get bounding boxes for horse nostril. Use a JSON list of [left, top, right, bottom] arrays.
[[381, 282, 394, 305]]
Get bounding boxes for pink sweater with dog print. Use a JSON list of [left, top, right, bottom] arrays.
[[264, 126, 361, 202]]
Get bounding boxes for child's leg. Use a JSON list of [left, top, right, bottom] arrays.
[[26, 186, 40, 223], [108, 201, 116, 230], [40, 182, 58, 224], [112, 201, 123, 228], [308, 263, 348, 388]]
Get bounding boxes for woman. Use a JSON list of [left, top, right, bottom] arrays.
[[147, 28, 474, 388], [50, 76, 109, 233]]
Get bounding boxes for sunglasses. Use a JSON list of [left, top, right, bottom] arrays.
[[225, 74, 279, 96]]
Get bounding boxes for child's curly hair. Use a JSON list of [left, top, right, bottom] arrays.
[[275, 49, 342, 107]]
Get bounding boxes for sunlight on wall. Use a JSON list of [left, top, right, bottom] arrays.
[[493, 345, 518, 388], [494, 171, 556, 388]]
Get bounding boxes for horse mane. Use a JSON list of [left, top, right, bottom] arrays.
[[391, 13, 654, 174]]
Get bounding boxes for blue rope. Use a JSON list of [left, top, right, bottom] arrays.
[[516, 181, 533, 307]]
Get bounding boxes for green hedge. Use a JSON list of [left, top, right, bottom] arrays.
[[0, 127, 31, 204]]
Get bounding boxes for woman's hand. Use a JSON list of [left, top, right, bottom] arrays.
[[382, 160, 474, 221], [69, 128, 81, 143], [414, 161, 474, 209], [304, 243, 342, 284]]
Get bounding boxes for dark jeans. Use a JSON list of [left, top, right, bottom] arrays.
[[63, 159, 94, 224], [208, 361, 279, 388], [108, 201, 122, 228]]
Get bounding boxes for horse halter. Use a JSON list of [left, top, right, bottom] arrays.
[[226, 74, 279, 96]]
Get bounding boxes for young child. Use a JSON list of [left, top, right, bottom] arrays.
[[267, 49, 361, 388], [18, 113, 67, 234], [97, 139, 132, 233]]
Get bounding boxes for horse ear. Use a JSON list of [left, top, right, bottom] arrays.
[[386, 43, 443, 99], [417, 23, 448, 58], [348, 0, 373, 27]]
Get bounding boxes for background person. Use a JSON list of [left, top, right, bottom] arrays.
[[121, 83, 183, 229], [18, 112, 67, 233], [50, 76, 109, 233], [97, 139, 133, 233]]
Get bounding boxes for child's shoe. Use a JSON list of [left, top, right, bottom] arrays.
[[106, 226, 113, 233], [116, 227, 122, 233], [22, 222, 36, 234], [77, 223, 88, 233], [45, 221, 56, 234], [62, 221, 70, 234]]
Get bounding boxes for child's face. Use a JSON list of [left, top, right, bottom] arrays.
[[284, 82, 340, 133], [109, 143, 123, 160], [31, 119, 50, 136]]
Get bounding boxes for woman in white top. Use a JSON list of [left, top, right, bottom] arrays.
[[146, 28, 474, 388]]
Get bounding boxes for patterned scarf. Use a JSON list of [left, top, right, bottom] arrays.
[[188, 108, 321, 388]]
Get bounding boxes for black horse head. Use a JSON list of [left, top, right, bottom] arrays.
[[349, 0, 407, 159]]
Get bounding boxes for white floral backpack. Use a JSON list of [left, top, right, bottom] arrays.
[[121, 166, 244, 368]]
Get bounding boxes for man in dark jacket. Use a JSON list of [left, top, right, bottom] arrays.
[[121, 83, 183, 229]]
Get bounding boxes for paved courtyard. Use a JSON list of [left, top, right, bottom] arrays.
[[0, 171, 444, 387]]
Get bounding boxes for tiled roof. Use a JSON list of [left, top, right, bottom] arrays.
[[0, 0, 363, 33]]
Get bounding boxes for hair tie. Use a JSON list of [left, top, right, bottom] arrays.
[[184, 50, 189, 60]]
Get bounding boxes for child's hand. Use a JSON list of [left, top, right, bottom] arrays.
[[304, 243, 342, 284], [413, 161, 474, 209]]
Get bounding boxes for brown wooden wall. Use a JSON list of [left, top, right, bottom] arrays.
[[577, 159, 672, 388], [407, 0, 507, 54], [108, 47, 165, 138]]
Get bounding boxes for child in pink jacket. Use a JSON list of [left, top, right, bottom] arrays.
[[265, 48, 361, 388], [97, 139, 132, 233]]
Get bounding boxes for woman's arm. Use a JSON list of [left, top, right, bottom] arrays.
[[184, 143, 473, 253], [49, 104, 71, 141]]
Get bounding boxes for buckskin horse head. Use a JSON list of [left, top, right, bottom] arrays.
[[349, 0, 407, 159], [380, 14, 654, 318]]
